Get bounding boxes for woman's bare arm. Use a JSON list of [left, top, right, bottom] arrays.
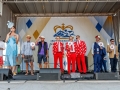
[[16, 34, 19, 44], [5, 33, 10, 43]]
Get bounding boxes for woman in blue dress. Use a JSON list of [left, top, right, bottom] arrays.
[[5, 26, 19, 75]]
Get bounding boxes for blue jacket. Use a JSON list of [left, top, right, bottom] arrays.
[[101, 47, 106, 57], [94, 42, 102, 55]]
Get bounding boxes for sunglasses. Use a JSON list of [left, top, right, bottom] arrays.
[[111, 41, 114, 42]]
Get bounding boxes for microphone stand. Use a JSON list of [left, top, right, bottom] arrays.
[[21, 56, 24, 74], [47, 43, 52, 68]]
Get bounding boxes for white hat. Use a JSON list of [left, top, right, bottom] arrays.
[[41, 36, 45, 38], [7, 21, 14, 28]]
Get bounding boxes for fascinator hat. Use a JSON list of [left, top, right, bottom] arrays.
[[7, 21, 14, 28]]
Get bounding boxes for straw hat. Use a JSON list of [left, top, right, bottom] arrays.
[[41, 36, 45, 38], [26, 35, 31, 39]]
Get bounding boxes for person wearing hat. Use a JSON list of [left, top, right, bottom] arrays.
[[21, 35, 35, 75], [91, 35, 104, 73], [107, 39, 119, 72], [0, 36, 5, 68], [5, 22, 19, 75], [36, 36, 48, 68]]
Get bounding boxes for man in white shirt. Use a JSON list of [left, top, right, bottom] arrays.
[[91, 35, 104, 73], [21, 35, 35, 75], [0, 36, 5, 68]]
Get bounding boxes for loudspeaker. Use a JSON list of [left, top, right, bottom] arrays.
[[37, 68, 61, 80], [40, 68, 60, 73], [85, 56, 88, 70], [95, 72, 119, 80], [0, 69, 13, 80]]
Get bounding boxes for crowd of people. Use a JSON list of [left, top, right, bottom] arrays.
[[0, 22, 119, 76]]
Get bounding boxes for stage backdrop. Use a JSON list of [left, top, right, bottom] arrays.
[[17, 16, 114, 71]]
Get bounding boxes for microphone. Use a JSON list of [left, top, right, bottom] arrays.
[[49, 43, 52, 46], [50, 43, 53, 45], [48, 43, 52, 49]]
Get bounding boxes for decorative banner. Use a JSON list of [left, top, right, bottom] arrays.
[[17, 17, 113, 70]]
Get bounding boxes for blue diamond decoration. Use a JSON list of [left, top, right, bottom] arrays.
[[26, 19, 32, 28], [96, 23, 102, 32]]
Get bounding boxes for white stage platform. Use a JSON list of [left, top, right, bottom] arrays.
[[0, 81, 120, 90]]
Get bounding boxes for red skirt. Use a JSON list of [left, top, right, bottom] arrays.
[[0, 56, 3, 65]]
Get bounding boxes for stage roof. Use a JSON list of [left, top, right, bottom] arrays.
[[2, 0, 120, 17]]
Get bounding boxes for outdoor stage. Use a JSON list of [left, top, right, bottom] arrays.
[[0, 68, 120, 90], [0, 80, 120, 90], [0, 0, 120, 90]]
